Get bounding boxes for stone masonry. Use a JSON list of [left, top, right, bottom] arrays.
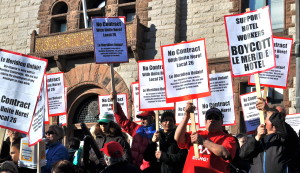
[[0, 0, 41, 53]]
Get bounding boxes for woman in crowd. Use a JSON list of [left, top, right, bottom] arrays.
[[89, 112, 132, 172]]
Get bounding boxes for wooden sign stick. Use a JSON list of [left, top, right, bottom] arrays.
[[110, 64, 117, 113], [190, 111, 199, 158], [155, 111, 160, 151], [263, 87, 269, 100], [254, 73, 264, 124], [37, 142, 41, 173]]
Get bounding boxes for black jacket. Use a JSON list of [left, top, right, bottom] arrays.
[[239, 131, 300, 173], [143, 129, 187, 173], [89, 135, 132, 171]]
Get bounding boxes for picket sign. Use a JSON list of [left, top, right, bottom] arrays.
[[0, 128, 6, 157], [92, 17, 128, 113], [254, 74, 264, 124], [131, 82, 143, 122], [249, 37, 293, 89], [47, 72, 66, 117]]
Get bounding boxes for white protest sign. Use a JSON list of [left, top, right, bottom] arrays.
[[224, 6, 275, 77], [285, 114, 300, 135], [59, 87, 68, 126], [161, 39, 210, 102], [92, 17, 128, 63], [131, 82, 142, 122], [197, 72, 235, 127], [59, 115, 67, 126], [0, 49, 47, 133], [98, 94, 128, 118], [47, 73, 66, 116], [28, 77, 45, 146], [249, 37, 293, 89], [138, 60, 174, 111], [175, 99, 198, 125], [43, 76, 49, 124], [240, 91, 262, 132]]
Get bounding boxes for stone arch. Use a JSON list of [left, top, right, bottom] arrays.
[[64, 63, 131, 137], [52, 1, 69, 15]]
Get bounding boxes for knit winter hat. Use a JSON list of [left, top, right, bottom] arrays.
[[100, 141, 124, 158], [160, 112, 175, 123], [98, 112, 114, 123], [205, 107, 223, 120], [1, 161, 18, 173]]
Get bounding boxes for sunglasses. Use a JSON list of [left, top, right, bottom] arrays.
[[45, 131, 56, 135], [99, 122, 108, 125]]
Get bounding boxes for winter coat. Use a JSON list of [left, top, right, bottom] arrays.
[[42, 141, 69, 173], [89, 134, 132, 168], [239, 130, 300, 173], [143, 128, 188, 173], [114, 103, 156, 168]]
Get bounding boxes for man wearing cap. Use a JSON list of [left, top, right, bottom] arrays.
[[174, 103, 237, 173], [143, 111, 188, 173], [240, 110, 300, 172], [100, 141, 141, 173], [113, 101, 157, 169]]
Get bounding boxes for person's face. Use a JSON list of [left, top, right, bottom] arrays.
[[265, 111, 276, 134], [161, 117, 175, 132], [10, 146, 20, 163], [45, 129, 59, 144], [7, 130, 21, 141], [99, 122, 108, 133], [238, 136, 247, 147], [205, 115, 223, 132], [140, 116, 153, 127]]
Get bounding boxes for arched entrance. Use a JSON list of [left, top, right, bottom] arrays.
[[64, 63, 132, 139]]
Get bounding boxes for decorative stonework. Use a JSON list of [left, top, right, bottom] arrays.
[[35, 30, 93, 52]]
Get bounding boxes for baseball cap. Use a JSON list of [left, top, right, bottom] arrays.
[[205, 107, 223, 120], [136, 111, 155, 119], [98, 112, 114, 123], [100, 141, 124, 158]]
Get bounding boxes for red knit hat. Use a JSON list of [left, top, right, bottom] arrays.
[[100, 141, 124, 158], [136, 111, 155, 118]]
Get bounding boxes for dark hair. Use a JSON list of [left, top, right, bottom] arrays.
[[51, 160, 75, 173], [236, 133, 247, 139], [68, 137, 80, 150], [11, 141, 20, 151], [104, 121, 123, 137]]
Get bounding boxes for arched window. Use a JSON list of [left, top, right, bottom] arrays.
[[51, 1, 68, 33], [73, 95, 99, 123], [52, 1, 68, 15], [79, 0, 105, 28]]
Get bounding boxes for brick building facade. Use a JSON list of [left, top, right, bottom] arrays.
[[0, 0, 297, 136]]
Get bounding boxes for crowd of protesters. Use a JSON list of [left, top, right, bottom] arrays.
[[0, 97, 299, 173]]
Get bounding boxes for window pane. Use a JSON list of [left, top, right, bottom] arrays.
[[126, 12, 135, 22], [59, 23, 67, 32], [270, 0, 284, 31], [249, 0, 266, 10]]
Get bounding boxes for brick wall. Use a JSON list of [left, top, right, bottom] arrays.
[[0, 0, 41, 54]]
